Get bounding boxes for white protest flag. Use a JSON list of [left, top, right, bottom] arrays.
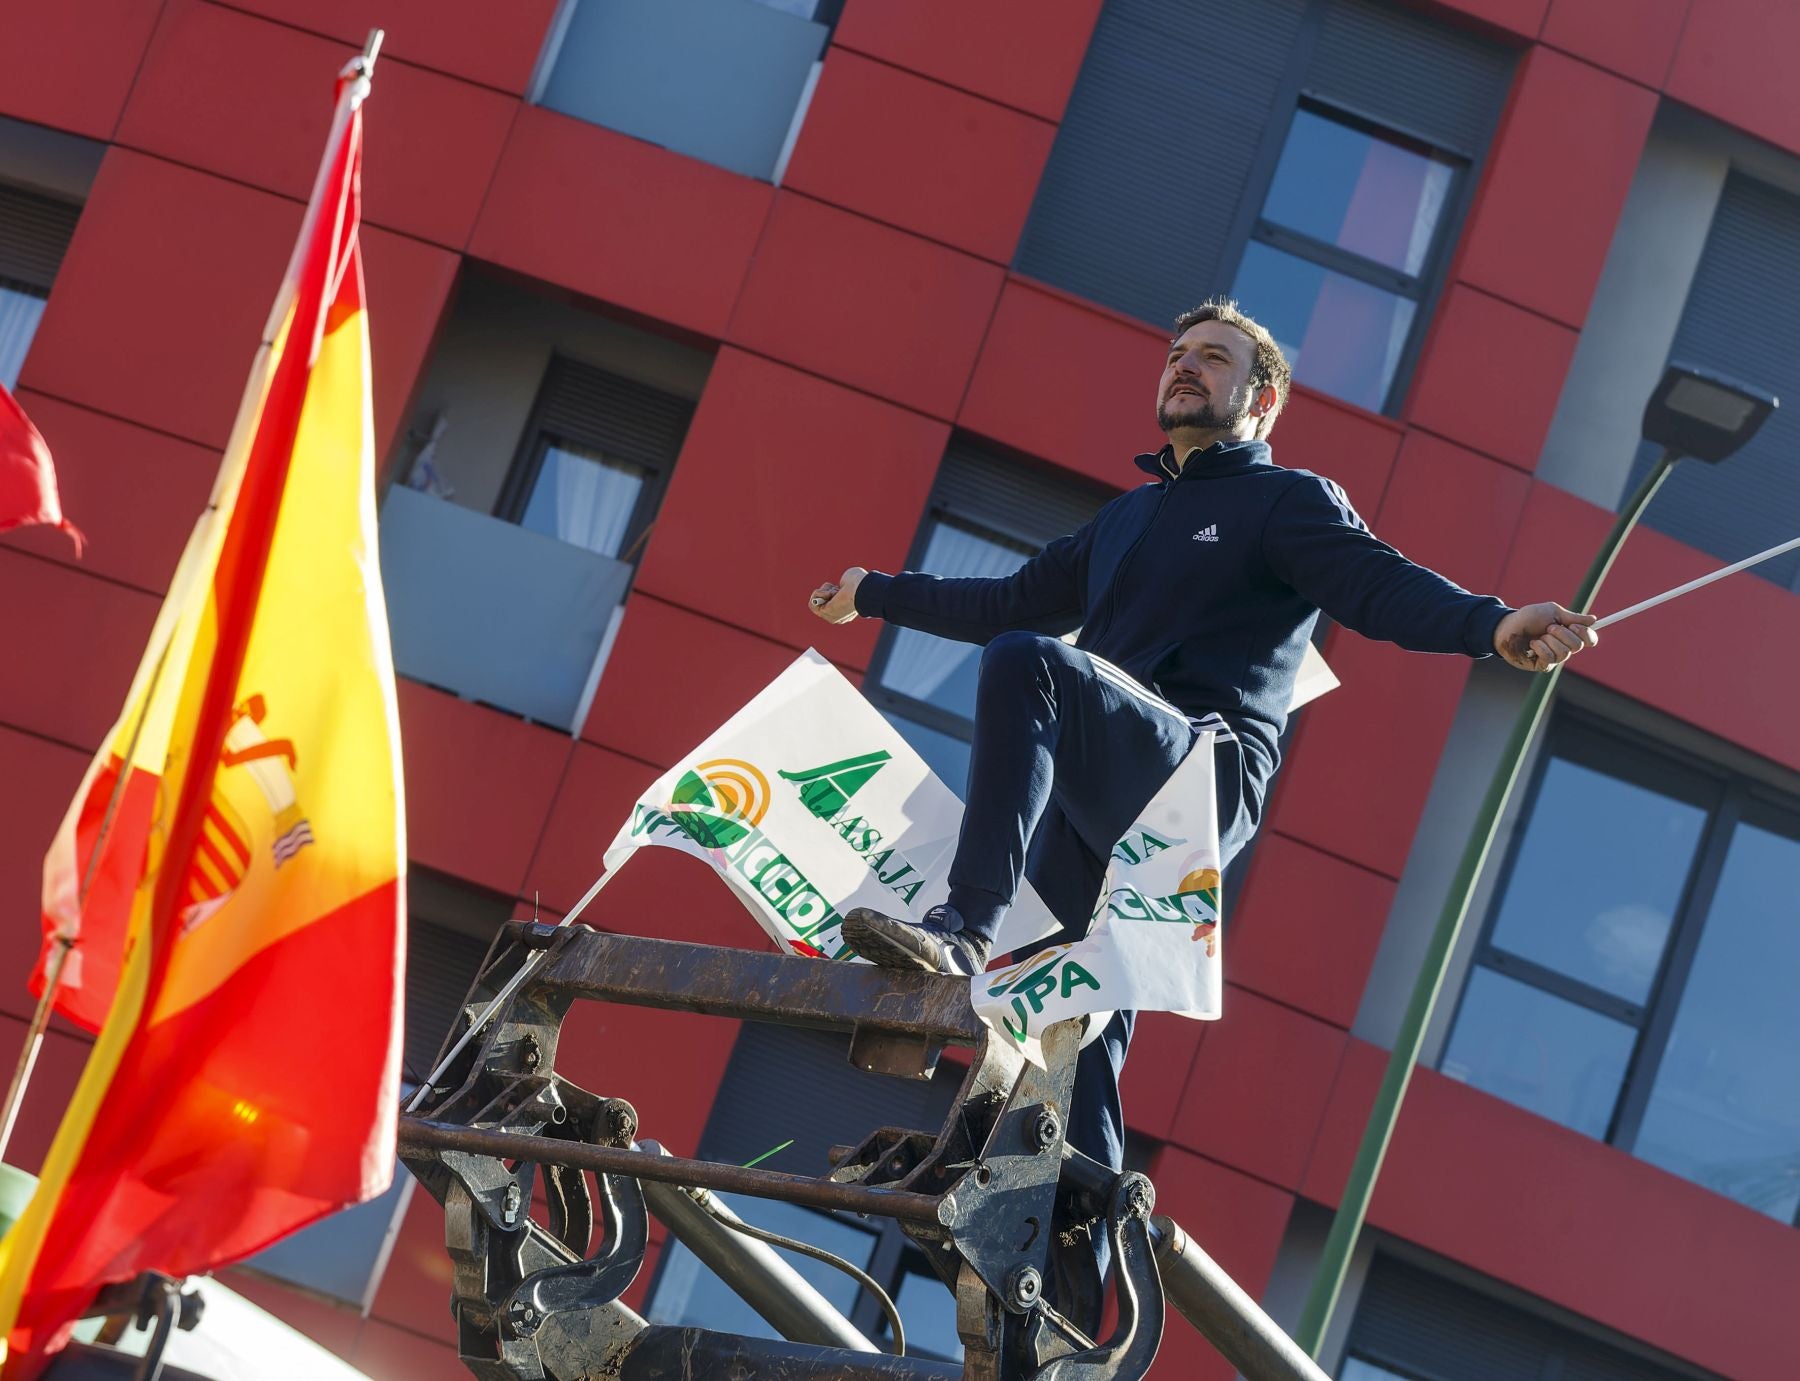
[[971, 733, 1225, 1066], [597, 650, 1059, 960]]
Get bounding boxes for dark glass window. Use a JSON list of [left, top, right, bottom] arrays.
[[1345, 1251, 1708, 1380], [1016, 0, 1512, 415], [1442, 710, 1800, 1225], [1632, 810, 1800, 1222], [1230, 105, 1463, 413], [863, 444, 1110, 796]]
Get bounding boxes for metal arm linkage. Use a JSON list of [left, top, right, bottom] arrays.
[[397, 921, 1328, 1381]]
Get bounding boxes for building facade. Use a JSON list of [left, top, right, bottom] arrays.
[[1, 0, 1796, 1376]]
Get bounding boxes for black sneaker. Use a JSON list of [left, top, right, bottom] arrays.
[[843, 904, 992, 976]]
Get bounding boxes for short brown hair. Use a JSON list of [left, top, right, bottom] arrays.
[[1171, 298, 1292, 440]]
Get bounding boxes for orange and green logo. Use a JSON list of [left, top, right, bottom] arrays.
[[668, 758, 772, 850]]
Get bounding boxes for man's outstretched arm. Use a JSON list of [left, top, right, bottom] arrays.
[[1266, 473, 1597, 673], [805, 527, 1090, 642]]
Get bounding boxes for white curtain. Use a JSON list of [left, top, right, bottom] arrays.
[[546, 446, 644, 558], [882, 520, 1030, 705], [0, 287, 47, 391]]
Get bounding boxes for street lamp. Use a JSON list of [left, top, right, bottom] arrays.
[[1293, 362, 1777, 1359]]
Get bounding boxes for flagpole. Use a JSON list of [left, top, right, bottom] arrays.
[[1591, 533, 1800, 630]]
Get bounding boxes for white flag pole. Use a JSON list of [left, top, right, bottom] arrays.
[[1591, 534, 1800, 630]]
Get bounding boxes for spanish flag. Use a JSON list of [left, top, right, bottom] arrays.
[[0, 53, 404, 1372]]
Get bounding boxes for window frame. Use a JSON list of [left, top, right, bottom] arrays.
[[492, 354, 682, 567], [1446, 705, 1800, 1225], [1221, 91, 1477, 416]]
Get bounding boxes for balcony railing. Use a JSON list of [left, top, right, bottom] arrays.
[[379, 484, 630, 732]]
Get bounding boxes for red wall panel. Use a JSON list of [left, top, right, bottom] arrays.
[[359, 226, 460, 461], [783, 50, 1056, 263], [832, 0, 1104, 123], [1168, 986, 1346, 1189], [1268, 635, 1473, 879], [522, 741, 674, 924], [1541, 0, 1688, 86], [1, 391, 216, 596], [1270, 389, 1404, 516], [367, 1190, 459, 1342], [118, 1, 517, 251], [0, 729, 88, 1024], [470, 106, 772, 341], [0, 0, 162, 141], [1306, 1044, 1800, 1381], [634, 348, 947, 671], [1404, 284, 1579, 471], [0, 552, 157, 752], [959, 279, 1164, 489], [580, 594, 831, 766], [396, 678, 570, 897], [221, 0, 559, 96], [1144, 1147, 1293, 1381], [557, 1002, 740, 1165], [1120, 1011, 1206, 1142], [24, 147, 447, 461], [1668, 0, 1800, 158], [20, 149, 293, 449], [727, 193, 1004, 421], [1498, 481, 1800, 773], [0, 1019, 92, 1177], [351, 1315, 459, 1380], [1457, 48, 1657, 329], [1373, 430, 1532, 594], [1230, 831, 1398, 1030]]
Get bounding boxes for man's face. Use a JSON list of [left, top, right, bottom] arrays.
[[1156, 320, 1258, 436]]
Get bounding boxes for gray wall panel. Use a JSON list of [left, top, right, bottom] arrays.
[[1627, 173, 1800, 592]]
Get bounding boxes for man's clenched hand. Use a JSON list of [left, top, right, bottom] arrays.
[[808, 567, 867, 624], [1494, 601, 1598, 672]]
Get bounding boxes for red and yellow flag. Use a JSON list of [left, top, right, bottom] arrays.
[[0, 57, 404, 1373]]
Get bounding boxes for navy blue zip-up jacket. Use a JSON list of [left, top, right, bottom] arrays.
[[855, 438, 1511, 805]]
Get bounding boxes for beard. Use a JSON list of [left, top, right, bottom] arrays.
[[1157, 385, 1251, 434]]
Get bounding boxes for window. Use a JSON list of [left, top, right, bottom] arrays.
[[1015, 0, 1512, 414], [493, 355, 686, 568], [1441, 709, 1800, 1225], [1231, 103, 1462, 413], [0, 182, 80, 390], [1343, 1252, 1707, 1381], [863, 443, 1111, 795], [1620, 172, 1800, 593], [532, 0, 843, 181], [380, 273, 706, 733], [645, 1022, 964, 1361]]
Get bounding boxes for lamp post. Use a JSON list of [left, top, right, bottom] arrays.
[[1293, 362, 1778, 1360]]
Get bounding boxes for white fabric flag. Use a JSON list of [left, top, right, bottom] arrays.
[[971, 734, 1225, 1067], [596, 650, 1059, 960]]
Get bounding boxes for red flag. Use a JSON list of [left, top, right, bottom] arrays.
[[0, 383, 80, 551]]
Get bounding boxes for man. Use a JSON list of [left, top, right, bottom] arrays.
[[807, 298, 1593, 1304]]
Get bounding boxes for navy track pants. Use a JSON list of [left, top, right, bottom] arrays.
[[944, 632, 1261, 1322]]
